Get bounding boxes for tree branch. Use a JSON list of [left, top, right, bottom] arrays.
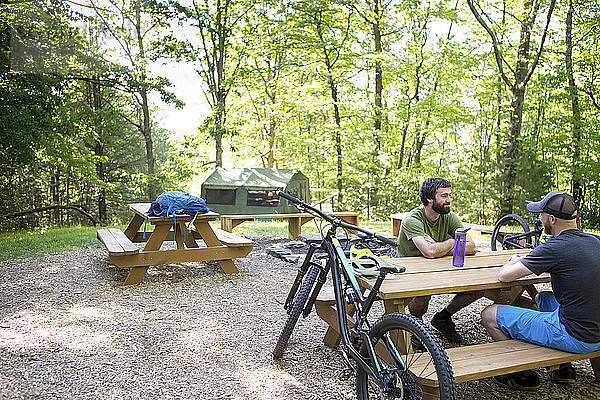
[[2, 205, 98, 225], [523, 0, 557, 87], [466, 0, 512, 88]]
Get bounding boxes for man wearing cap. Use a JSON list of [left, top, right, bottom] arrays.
[[397, 177, 478, 344], [481, 191, 600, 390]]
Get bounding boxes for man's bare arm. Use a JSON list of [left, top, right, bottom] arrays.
[[412, 235, 455, 258], [497, 255, 533, 282], [465, 234, 476, 255], [443, 233, 477, 256]]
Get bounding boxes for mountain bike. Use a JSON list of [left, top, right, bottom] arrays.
[[491, 186, 585, 251], [273, 191, 455, 400]]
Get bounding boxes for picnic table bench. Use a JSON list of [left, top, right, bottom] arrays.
[[220, 212, 359, 239], [314, 251, 600, 396], [97, 203, 252, 285], [391, 212, 497, 237]]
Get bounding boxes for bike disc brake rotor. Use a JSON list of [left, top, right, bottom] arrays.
[[368, 370, 405, 400]]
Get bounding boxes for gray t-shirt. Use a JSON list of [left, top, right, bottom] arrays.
[[522, 229, 600, 343], [396, 206, 463, 257]]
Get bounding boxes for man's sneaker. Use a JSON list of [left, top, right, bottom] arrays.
[[431, 312, 463, 343], [549, 364, 576, 384], [492, 370, 540, 391], [410, 334, 426, 352]]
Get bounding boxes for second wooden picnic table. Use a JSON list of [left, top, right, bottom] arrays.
[[220, 212, 360, 239], [97, 203, 253, 284]]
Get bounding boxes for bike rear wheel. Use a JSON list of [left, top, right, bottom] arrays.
[[491, 214, 532, 251], [273, 263, 320, 359], [356, 313, 455, 400]]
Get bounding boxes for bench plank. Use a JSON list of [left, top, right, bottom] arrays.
[[409, 340, 600, 386], [212, 228, 253, 247], [97, 228, 139, 255]]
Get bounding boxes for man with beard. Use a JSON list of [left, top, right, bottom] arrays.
[[481, 191, 600, 390], [397, 177, 477, 344]]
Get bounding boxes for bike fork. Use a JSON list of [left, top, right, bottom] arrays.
[[303, 257, 331, 317], [284, 243, 319, 310]]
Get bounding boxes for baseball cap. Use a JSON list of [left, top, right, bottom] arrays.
[[526, 191, 578, 220]]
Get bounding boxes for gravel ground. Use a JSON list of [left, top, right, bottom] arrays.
[[1, 235, 599, 400]]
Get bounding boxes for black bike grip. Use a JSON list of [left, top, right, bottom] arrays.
[[277, 191, 300, 204], [375, 234, 398, 247]]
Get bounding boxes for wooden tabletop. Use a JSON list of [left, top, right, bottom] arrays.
[[359, 251, 548, 300], [128, 203, 219, 223], [388, 249, 530, 274]]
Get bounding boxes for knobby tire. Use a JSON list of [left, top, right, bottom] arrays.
[[356, 313, 455, 400], [273, 263, 319, 359], [491, 214, 531, 251]]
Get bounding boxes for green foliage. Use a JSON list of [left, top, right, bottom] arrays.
[[2, 0, 600, 236]]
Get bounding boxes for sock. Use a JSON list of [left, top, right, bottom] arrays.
[[437, 308, 451, 319]]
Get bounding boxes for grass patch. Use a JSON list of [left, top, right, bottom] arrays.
[[217, 218, 391, 238], [0, 219, 392, 261], [0, 225, 113, 261]]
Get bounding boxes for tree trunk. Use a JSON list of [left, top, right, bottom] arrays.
[[327, 74, 343, 207], [565, 0, 581, 193], [90, 78, 107, 223], [267, 118, 276, 168], [468, 0, 556, 215], [500, 0, 538, 215], [501, 87, 525, 215], [397, 103, 411, 169], [373, 0, 383, 146], [135, 6, 157, 199], [50, 170, 60, 224], [140, 88, 156, 200]]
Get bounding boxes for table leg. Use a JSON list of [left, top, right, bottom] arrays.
[[175, 223, 185, 249], [288, 217, 301, 239], [184, 225, 198, 248], [221, 217, 233, 232], [123, 267, 149, 285], [383, 299, 412, 354], [121, 223, 171, 285], [194, 221, 239, 274], [392, 218, 401, 237], [124, 214, 144, 240], [144, 224, 172, 251]]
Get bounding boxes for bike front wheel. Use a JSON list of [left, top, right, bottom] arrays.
[[490, 214, 532, 251], [273, 263, 320, 359], [356, 313, 455, 400]]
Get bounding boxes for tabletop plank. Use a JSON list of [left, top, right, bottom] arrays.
[[128, 203, 219, 223], [389, 251, 530, 274], [360, 267, 549, 299]]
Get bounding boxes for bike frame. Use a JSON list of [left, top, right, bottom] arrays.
[[324, 230, 406, 389], [279, 190, 407, 390]]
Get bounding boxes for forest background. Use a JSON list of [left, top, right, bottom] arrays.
[[1, 0, 599, 231]]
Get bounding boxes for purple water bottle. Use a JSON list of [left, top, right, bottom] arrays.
[[452, 227, 470, 267]]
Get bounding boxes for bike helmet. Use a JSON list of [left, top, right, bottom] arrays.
[[350, 246, 397, 277]]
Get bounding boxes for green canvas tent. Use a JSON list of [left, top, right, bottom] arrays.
[[200, 168, 310, 214]]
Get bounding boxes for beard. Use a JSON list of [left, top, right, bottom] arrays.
[[542, 219, 552, 235], [432, 201, 451, 215]]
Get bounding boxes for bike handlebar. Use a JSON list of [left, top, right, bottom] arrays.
[[277, 191, 398, 247]]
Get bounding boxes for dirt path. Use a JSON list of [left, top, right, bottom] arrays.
[[0, 236, 598, 399]]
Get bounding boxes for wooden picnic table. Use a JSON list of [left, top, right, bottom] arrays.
[[97, 203, 253, 285], [220, 212, 360, 239], [314, 251, 600, 394]]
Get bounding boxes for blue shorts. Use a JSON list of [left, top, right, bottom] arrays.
[[496, 291, 600, 354]]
